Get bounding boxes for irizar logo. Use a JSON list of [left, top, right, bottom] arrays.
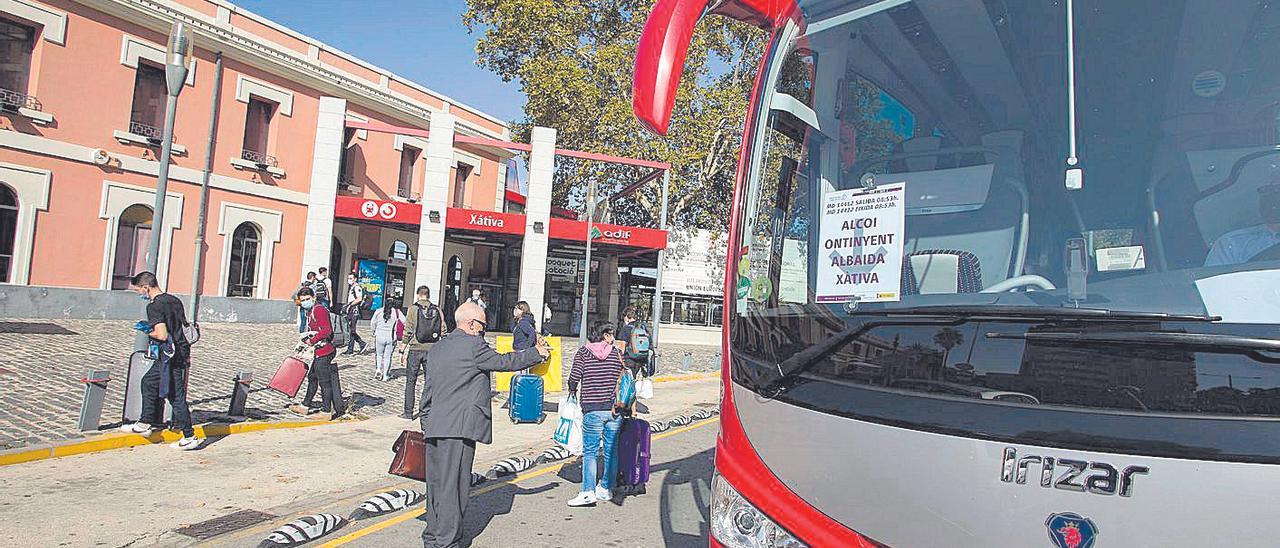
[[1000, 447, 1148, 496], [469, 214, 503, 228]]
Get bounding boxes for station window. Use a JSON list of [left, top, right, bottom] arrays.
[[0, 18, 35, 97], [389, 240, 412, 261], [0, 184, 17, 283], [128, 62, 166, 139], [452, 163, 472, 208], [111, 205, 153, 290], [242, 97, 276, 157], [398, 145, 420, 199], [227, 222, 260, 297]]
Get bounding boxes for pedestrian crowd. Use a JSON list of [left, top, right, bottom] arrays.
[[118, 269, 659, 548]]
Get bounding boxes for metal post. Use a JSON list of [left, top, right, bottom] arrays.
[[228, 370, 252, 416], [578, 181, 596, 345], [135, 22, 191, 351], [78, 369, 111, 431], [649, 171, 670, 365], [189, 52, 224, 321]]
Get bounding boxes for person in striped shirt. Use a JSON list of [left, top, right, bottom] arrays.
[[566, 321, 627, 507]]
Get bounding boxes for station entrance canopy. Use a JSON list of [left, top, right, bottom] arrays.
[[334, 196, 668, 250]]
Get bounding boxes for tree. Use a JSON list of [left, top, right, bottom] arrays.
[[933, 328, 965, 379], [463, 0, 766, 231]]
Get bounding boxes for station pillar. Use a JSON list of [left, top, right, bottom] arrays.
[[301, 96, 346, 274], [415, 112, 456, 299], [518, 126, 556, 324]]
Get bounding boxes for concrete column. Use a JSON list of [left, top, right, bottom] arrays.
[[603, 255, 620, 321], [518, 126, 556, 326], [301, 97, 346, 274], [414, 112, 456, 299]]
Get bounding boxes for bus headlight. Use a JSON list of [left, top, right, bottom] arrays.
[[711, 473, 806, 548]]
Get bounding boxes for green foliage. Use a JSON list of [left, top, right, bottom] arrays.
[[464, 0, 765, 230]]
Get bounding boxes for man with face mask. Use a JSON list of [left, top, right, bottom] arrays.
[[124, 271, 199, 450], [1205, 182, 1280, 266]]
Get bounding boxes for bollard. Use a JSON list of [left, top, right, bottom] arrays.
[[123, 350, 173, 424], [228, 371, 252, 416], [682, 352, 693, 370], [78, 369, 111, 431]]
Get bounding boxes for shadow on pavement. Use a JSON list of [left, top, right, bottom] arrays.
[[414, 481, 560, 548], [656, 448, 715, 547]]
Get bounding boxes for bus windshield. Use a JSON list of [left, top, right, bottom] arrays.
[[732, 0, 1280, 424]]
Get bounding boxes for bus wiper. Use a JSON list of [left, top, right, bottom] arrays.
[[765, 316, 965, 396], [870, 305, 1219, 323], [764, 307, 1219, 397], [986, 331, 1280, 363]]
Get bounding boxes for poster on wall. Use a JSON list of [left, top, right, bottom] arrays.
[[547, 257, 578, 282], [814, 183, 906, 303], [357, 260, 386, 311]]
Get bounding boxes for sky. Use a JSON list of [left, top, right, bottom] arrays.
[[233, 0, 527, 123]]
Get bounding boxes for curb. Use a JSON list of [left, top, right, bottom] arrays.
[[651, 371, 718, 384], [0, 372, 720, 468], [0, 416, 348, 467]]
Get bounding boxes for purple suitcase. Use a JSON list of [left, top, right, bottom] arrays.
[[616, 417, 651, 489]]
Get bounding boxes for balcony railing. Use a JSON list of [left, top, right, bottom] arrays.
[[0, 87, 41, 112], [240, 149, 279, 168], [129, 120, 164, 142]]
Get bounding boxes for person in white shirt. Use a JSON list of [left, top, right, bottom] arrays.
[[1204, 183, 1280, 266], [343, 273, 368, 355]]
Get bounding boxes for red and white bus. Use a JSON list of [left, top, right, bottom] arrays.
[[635, 0, 1280, 546]]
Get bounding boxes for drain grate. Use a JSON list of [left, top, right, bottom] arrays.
[[175, 509, 276, 540]]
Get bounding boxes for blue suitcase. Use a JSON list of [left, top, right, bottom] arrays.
[[508, 373, 545, 424]]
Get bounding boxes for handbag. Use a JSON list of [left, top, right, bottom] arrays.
[[637, 377, 654, 400], [388, 430, 426, 481]]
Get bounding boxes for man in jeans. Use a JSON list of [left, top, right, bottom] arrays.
[[398, 285, 443, 419], [123, 271, 200, 450], [343, 272, 368, 355]]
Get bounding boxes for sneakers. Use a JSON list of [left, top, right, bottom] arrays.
[[595, 486, 611, 501], [399, 412, 416, 420], [120, 422, 152, 434], [287, 404, 313, 417], [567, 491, 597, 507], [172, 436, 203, 451]]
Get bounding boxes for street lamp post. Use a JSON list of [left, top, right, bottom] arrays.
[[136, 21, 192, 351], [578, 181, 597, 345]]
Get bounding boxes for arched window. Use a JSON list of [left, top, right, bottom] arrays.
[[389, 240, 412, 261], [227, 222, 260, 297], [111, 204, 153, 289], [0, 184, 17, 283]]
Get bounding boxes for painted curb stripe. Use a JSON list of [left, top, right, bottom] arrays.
[[0, 418, 342, 467], [318, 417, 720, 547]]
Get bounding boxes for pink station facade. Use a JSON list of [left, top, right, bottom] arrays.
[[0, 0, 610, 326]]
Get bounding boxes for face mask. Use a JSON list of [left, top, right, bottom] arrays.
[[139, 293, 151, 301], [300, 300, 315, 309]]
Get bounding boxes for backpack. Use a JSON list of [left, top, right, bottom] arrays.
[[414, 303, 442, 344], [625, 322, 652, 361], [393, 312, 405, 341], [614, 367, 638, 414], [313, 279, 330, 302]]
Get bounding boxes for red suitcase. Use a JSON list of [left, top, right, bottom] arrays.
[[268, 355, 309, 398]]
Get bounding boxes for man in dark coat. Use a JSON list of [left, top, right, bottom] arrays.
[[419, 302, 549, 548]]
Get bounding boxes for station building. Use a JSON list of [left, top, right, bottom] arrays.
[[0, 0, 731, 343]]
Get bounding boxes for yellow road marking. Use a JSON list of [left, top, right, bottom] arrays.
[[320, 417, 720, 547], [0, 417, 343, 467]]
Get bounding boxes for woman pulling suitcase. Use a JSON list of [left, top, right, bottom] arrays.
[[565, 321, 634, 507]]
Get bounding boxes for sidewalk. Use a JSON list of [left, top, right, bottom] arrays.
[[0, 318, 721, 450], [0, 377, 722, 548]]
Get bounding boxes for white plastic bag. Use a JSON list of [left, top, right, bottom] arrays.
[[553, 396, 583, 455], [637, 377, 654, 400]]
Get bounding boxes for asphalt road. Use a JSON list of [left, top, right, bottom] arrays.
[[325, 418, 718, 548]]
